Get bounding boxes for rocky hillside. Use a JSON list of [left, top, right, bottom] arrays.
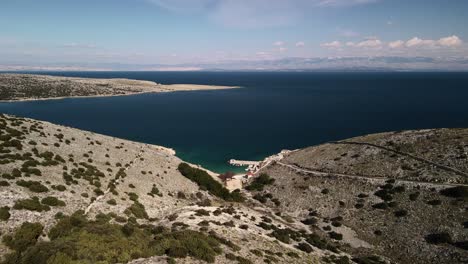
[[256, 129, 468, 264], [0, 74, 236, 101], [0, 114, 339, 264], [0, 113, 466, 264]]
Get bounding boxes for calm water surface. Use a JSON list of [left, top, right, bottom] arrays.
[[1, 71, 468, 173]]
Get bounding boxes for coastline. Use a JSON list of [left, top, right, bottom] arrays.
[[0, 73, 240, 102], [0, 84, 240, 103]]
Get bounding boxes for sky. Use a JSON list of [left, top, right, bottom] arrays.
[[1, 0, 468, 70]]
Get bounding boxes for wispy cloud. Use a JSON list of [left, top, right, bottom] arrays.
[[295, 41, 305, 47], [321, 41, 342, 48], [321, 35, 466, 58], [273, 41, 285, 46], [61, 43, 97, 49]]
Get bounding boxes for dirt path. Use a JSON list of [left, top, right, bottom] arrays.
[[333, 141, 468, 178], [84, 147, 145, 215], [276, 161, 468, 188]]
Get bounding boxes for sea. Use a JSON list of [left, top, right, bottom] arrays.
[[1, 71, 468, 173]]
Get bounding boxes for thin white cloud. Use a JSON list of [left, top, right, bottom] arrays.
[[62, 43, 97, 49], [278, 47, 288, 52], [321, 41, 342, 48], [295, 41, 305, 47], [342, 38, 382, 48], [273, 41, 285, 46], [438, 35, 462, 47], [388, 40, 404, 49], [356, 38, 382, 48], [406, 37, 435, 48], [404, 36, 463, 48]]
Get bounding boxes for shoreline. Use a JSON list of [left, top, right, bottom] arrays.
[[0, 73, 240, 103], [0, 85, 240, 103]]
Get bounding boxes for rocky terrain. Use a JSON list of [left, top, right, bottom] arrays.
[[0, 74, 237, 101], [256, 129, 468, 264], [0, 114, 334, 264], [0, 112, 466, 264]]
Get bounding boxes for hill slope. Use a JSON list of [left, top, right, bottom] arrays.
[[0, 113, 466, 263], [257, 129, 468, 264]]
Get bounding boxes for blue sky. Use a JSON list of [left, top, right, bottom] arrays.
[[1, 0, 467, 69]]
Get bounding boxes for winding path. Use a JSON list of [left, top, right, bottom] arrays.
[[84, 147, 145, 215], [275, 161, 468, 188], [332, 141, 468, 178]]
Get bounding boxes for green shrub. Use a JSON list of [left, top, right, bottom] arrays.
[[440, 186, 468, 198], [286, 251, 299, 258], [41, 197, 66, 207], [0, 206, 11, 221], [195, 209, 210, 216], [409, 192, 420, 201], [13, 197, 50, 212], [425, 233, 452, 244], [107, 199, 117, 205], [124, 201, 148, 219], [394, 209, 408, 217], [16, 180, 49, 193], [0, 180, 10, 186], [328, 231, 343, 240], [296, 242, 313, 253], [372, 202, 388, 210], [178, 163, 244, 202], [426, 199, 442, 206], [2, 222, 43, 252], [245, 173, 275, 191], [149, 185, 163, 197], [250, 249, 263, 256], [10, 214, 207, 264]]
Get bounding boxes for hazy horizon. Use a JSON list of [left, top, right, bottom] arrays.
[[1, 0, 468, 71]]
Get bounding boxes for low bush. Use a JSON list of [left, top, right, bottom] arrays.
[[245, 173, 275, 191], [4, 211, 224, 264], [41, 197, 66, 207], [440, 186, 468, 198], [328, 231, 343, 240], [372, 202, 388, 210], [0, 180, 10, 186], [124, 201, 148, 219], [2, 222, 43, 252], [296, 242, 313, 253], [394, 209, 408, 217], [426, 199, 442, 206], [425, 233, 452, 244], [16, 180, 48, 193], [13, 197, 50, 212], [409, 192, 420, 201], [0, 206, 10, 221]]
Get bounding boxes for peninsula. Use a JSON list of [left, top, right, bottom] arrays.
[[0, 74, 238, 102]]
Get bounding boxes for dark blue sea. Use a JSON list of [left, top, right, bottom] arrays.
[[1, 71, 468, 173]]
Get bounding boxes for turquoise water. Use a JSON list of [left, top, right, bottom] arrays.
[[1, 71, 468, 173]]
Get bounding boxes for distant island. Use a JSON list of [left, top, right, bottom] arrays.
[[0, 74, 238, 102], [0, 75, 466, 264]]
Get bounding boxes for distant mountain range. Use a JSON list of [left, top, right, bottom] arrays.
[[1, 56, 468, 71]]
